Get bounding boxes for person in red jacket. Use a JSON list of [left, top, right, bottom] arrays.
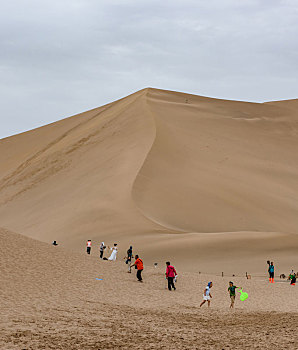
[[166, 261, 177, 291], [130, 255, 143, 282]]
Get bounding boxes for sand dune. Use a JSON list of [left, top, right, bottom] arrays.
[[1, 227, 297, 349], [0, 88, 298, 273]]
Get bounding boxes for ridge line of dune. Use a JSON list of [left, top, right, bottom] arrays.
[[0, 90, 148, 193], [0, 90, 148, 206], [130, 89, 188, 234]]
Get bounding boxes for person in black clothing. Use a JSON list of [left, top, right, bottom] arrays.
[[290, 273, 296, 285], [86, 240, 92, 254], [99, 242, 106, 259], [125, 246, 133, 273]]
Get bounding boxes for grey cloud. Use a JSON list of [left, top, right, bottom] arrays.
[[0, 0, 298, 138]]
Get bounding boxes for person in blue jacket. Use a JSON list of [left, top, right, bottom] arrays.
[[268, 261, 275, 283]]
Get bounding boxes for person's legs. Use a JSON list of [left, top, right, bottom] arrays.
[[87, 247, 91, 255], [137, 269, 143, 281], [208, 300, 211, 307], [171, 278, 176, 290], [230, 296, 235, 308], [100, 250, 103, 259], [168, 277, 173, 290], [200, 300, 206, 307]]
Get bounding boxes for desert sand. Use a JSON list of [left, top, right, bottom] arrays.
[[0, 228, 297, 349], [0, 88, 298, 348]]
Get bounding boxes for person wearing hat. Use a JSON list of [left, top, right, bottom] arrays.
[[200, 282, 213, 307]]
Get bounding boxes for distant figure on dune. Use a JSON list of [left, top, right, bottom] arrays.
[[165, 262, 177, 291], [125, 246, 133, 273], [108, 244, 118, 261], [99, 242, 106, 259], [267, 261, 275, 283], [228, 281, 241, 309], [131, 255, 143, 282], [288, 270, 295, 280], [200, 282, 213, 308], [86, 240, 92, 255], [290, 273, 296, 285], [52, 241, 58, 246]]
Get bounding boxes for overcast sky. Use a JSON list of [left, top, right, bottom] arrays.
[[1, 0, 298, 139]]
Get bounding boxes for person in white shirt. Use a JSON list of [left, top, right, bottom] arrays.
[[200, 282, 213, 307], [108, 243, 118, 261]]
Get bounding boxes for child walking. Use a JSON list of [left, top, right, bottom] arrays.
[[200, 282, 212, 307], [228, 281, 241, 308]]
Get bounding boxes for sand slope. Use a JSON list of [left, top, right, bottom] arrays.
[[0, 88, 298, 273], [1, 228, 297, 350]]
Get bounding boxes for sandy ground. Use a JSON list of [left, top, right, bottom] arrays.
[[1, 228, 297, 350], [0, 89, 298, 348]]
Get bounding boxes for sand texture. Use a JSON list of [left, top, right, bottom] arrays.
[[0, 88, 297, 273], [1, 228, 297, 350]]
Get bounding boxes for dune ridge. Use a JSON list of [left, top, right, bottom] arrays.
[[0, 88, 298, 273]]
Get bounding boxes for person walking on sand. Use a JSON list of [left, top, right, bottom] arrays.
[[166, 262, 177, 291], [108, 244, 118, 261], [130, 255, 143, 282], [268, 261, 275, 283], [290, 273, 296, 286], [200, 282, 212, 307], [99, 242, 106, 259], [86, 240, 92, 255], [125, 246, 133, 273], [228, 281, 241, 309]]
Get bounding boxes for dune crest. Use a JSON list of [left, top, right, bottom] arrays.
[[0, 88, 298, 272]]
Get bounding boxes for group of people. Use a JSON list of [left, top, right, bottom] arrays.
[[267, 261, 296, 285], [85, 243, 297, 306], [199, 281, 242, 309], [86, 240, 178, 287], [87, 240, 118, 261]]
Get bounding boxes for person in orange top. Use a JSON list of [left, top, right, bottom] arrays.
[[130, 255, 143, 282]]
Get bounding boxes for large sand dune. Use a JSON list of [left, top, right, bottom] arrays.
[[0, 88, 297, 273]]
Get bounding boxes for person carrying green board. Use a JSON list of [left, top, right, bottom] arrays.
[[228, 281, 241, 309]]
